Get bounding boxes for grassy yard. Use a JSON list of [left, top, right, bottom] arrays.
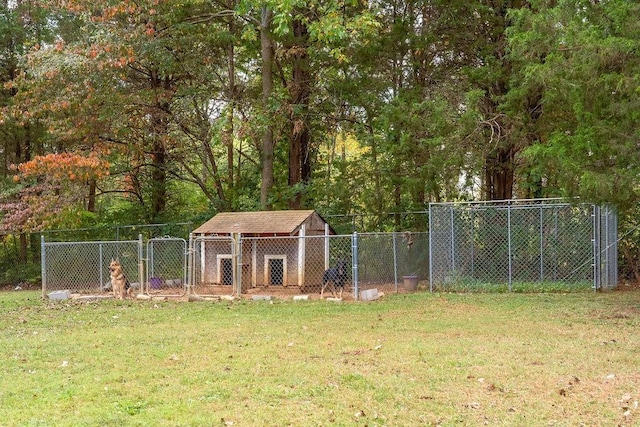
[[1, 290, 639, 426]]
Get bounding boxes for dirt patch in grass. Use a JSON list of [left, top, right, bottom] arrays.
[[615, 280, 640, 292]]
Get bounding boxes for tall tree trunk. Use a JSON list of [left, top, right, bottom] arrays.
[[259, 7, 274, 209], [87, 178, 96, 212], [150, 123, 167, 219], [287, 13, 311, 209], [481, 93, 515, 201], [223, 8, 236, 209], [483, 142, 515, 200], [201, 136, 226, 207], [480, 4, 516, 201], [149, 73, 169, 220], [18, 233, 27, 263]]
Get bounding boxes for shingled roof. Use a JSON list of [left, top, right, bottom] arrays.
[[192, 210, 332, 235]]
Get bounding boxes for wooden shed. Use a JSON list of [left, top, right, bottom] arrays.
[[192, 210, 336, 292]]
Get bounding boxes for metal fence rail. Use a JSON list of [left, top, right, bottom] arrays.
[[429, 200, 617, 292]]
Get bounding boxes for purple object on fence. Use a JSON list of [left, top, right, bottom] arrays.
[[150, 277, 162, 289]]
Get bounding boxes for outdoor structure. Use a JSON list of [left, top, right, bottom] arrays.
[[39, 199, 619, 300], [191, 210, 337, 293]]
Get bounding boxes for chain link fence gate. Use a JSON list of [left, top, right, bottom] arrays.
[[594, 204, 618, 291], [190, 235, 237, 297], [428, 199, 617, 292], [146, 238, 188, 297], [355, 232, 429, 294]]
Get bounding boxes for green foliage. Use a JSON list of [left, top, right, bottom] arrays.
[[0, 259, 41, 285], [0, 0, 639, 243], [507, 0, 640, 208]]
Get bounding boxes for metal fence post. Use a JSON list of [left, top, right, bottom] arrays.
[[187, 233, 193, 296], [352, 232, 359, 300], [392, 231, 398, 292], [41, 235, 46, 297], [507, 203, 512, 292], [99, 243, 104, 291], [138, 234, 145, 294], [539, 204, 544, 282], [233, 233, 241, 296], [606, 205, 618, 289], [449, 205, 456, 276], [428, 203, 433, 292], [237, 234, 243, 296], [324, 226, 330, 271], [592, 205, 600, 291]]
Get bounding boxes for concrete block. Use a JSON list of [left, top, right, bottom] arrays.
[[48, 290, 71, 300], [293, 295, 309, 301], [326, 297, 342, 303], [359, 288, 379, 301], [252, 295, 273, 301]]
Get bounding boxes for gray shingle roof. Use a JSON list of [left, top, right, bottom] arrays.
[[192, 210, 318, 235]]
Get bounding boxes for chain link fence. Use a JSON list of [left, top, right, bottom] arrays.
[[235, 235, 353, 296], [41, 238, 143, 295], [41, 236, 187, 297], [190, 236, 237, 297], [40, 201, 618, 298], [41, 232, 430, 299], [146, 238, 188, 297], [429, 200, 617, 292], [355, 232, 429, 294], [188, 233, 429, 298]]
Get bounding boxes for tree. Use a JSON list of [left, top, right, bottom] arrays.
[[506, 0, 640, 208], [259, 4, 275, 208]]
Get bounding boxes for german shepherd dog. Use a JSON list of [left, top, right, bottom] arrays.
[[320, 259, 347, 299], [109, 258, 131, 299]]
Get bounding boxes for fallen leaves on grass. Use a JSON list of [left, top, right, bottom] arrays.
[[558, 376, 580, 396], [619, 393, 638, 418]]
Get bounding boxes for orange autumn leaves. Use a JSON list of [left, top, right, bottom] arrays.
[[2, 152, 111, 231], [12, 152, 110, 184]]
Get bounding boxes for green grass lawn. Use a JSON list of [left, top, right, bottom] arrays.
[[1, 290, 639, 426]]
